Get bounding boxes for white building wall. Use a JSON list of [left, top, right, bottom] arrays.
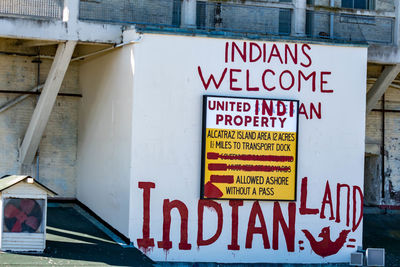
[[77, 46, 134, 236], [129, 33, 366, 263]]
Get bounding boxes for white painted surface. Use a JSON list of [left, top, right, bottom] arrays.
[[128, 34, 366, 263], [77, 46, 135, 236]]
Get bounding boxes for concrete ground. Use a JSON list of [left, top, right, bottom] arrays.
[[0, 204, 154, 266], [363, 209, 400, 267], [0, 204, 398, 266]]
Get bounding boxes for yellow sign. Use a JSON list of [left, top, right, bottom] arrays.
[[201, 96, 299, 201]]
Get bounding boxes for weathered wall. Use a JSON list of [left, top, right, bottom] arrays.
[[77, 46, 134, 236], [364, 155, 381, 205], [375, 0, 395, 11], [365, 61, 400, 206], [0, 53, 79, 198], [307, 0, 395, 44], [197, 2, 282, 34]]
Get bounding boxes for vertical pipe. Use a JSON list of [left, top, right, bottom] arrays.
[[292, 0, 307, 37], [381, 94, 385, 199], [329, 0, 334, 39], [35, 50, 41, 180], [394, 0, 400, 46]]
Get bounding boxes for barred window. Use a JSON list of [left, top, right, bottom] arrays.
[[342, 0, 375, 10]]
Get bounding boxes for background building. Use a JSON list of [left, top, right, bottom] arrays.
[[0, 0, 396, 263]]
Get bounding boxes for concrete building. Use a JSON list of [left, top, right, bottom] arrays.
[[0, 0, 397, 264]]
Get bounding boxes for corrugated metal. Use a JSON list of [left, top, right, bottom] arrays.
[[2, 233, 45, 251], [1, 176, 56, 196]]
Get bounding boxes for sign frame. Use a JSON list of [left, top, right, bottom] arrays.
[[200, 95, 300, 201]]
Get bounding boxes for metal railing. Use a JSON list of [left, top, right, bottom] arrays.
[[0, 0, 384, 45], [196, 1, 292, 36], [79, 0, 292, 36], [79, 0, 395, 44], [79, 0, 182, 27], [306, 10, 394, 45], [0, 0, 63, 19]]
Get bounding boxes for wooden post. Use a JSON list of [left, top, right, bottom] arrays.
[[19, 41, 77, 167]]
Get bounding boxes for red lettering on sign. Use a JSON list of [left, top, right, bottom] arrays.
[[230, 69, 242, 91], [320, 72, 333, 93], [279, 70, 295, 90], [301, 44, 312, 67], [246, 70, 259, 91], [197, 66, 227, 90], [273, 202, 296, 252], [261, 100, 273, 116], [336, 183, 350, 227], [136, 176, 363, 256], [137, 182, 155, 252], [320, 181, 335, 220], [158, 199, 192, 250], [310, 102, 322, 119], [232, 41, 247, 62], [262, 69, 276, 91], [197, 200, 223, 246], [299, 103, 309, 120], [246, 201, 270, 249], [268, 44, 283, 64], [225, 42, 229, 63], [290, 102, 295, 117], [228, 200, 243, 250], [298, 71, 316, 92], [250, 42, 262, 62], [285, 44, 298, 65], [352, 186, 363, 232], [299, 177, 319, 215], [277, 101, 286, 116]]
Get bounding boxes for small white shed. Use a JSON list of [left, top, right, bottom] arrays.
[[0, 175, 56, 252]]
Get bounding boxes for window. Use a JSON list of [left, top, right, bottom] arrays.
[[172, 0, 181, 27], [305, 11, 313, 37], [196, 1, 207, 30], [342, 0, 375, 10], [278, 0, 292, 35], [279, 9, 291, 35]]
